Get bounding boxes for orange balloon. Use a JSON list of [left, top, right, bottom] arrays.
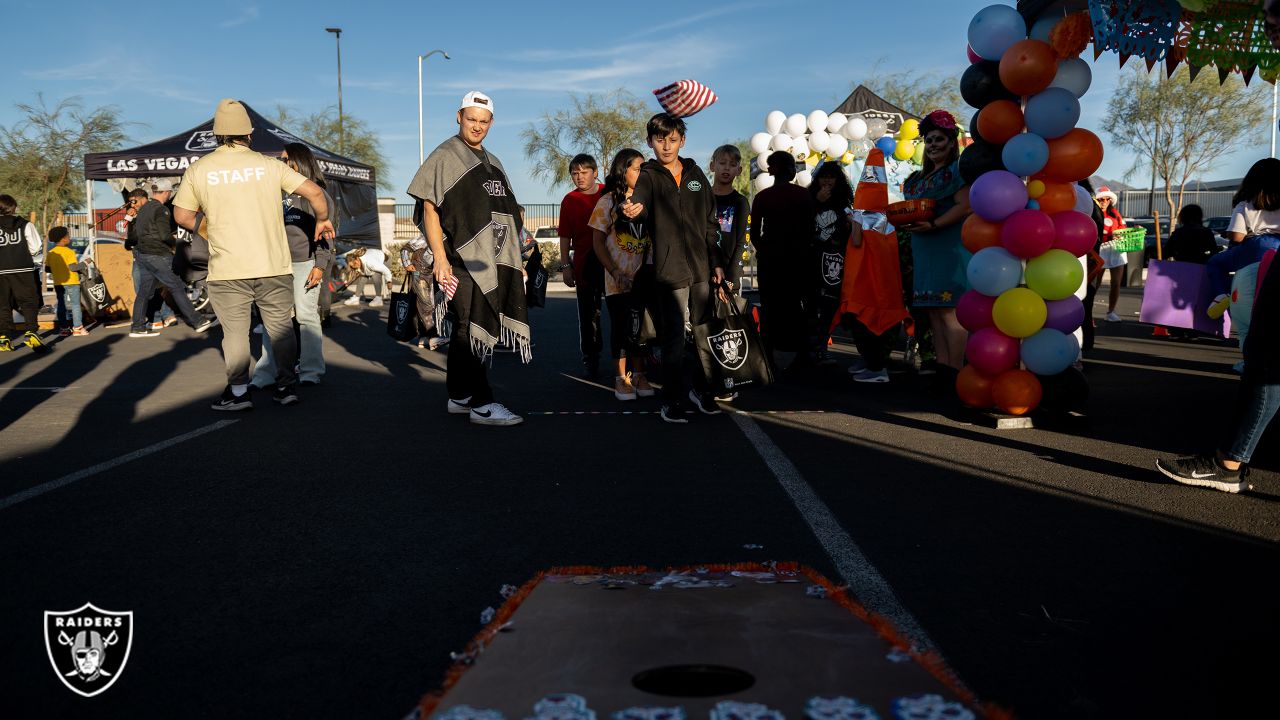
[[992, 368, 1043, 416], [956, 365, 997, 408], [1037, 182, 1076, 214], [999, 40, 1058, 96], [976, 100, 1024, 145], [962, 214, 1004, 253], [1042, 128, 1104, 182]]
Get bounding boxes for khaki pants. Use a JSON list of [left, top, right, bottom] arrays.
[[208, 275, 296, 387]]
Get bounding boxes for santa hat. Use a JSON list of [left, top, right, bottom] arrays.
[[652, 80, 717, 118], [853, 149, 889, 213], [1095, 186, 1118, 203]]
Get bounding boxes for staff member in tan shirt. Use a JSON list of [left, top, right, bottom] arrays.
[[173, 99, 335, 411]]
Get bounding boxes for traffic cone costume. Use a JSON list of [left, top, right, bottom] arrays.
[[832, 149, 909, 336]]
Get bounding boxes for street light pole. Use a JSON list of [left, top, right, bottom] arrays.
[[418, 49, 450, 165], [326, 27, 344, 153]]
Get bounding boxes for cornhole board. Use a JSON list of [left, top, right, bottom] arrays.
[[415, 565, 1000, 719], [94, 241, 136, 320], [1139, 260, 1231, 337]]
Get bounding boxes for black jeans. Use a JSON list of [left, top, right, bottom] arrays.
[[447, 328, 493, 406], [131, 253, 202, 331], [0, 272, 40, 337], [656, 281, 711, 405], [575, 253, 605, 363]]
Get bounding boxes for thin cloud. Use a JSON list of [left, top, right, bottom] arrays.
[[633, 2, 765, 37], [23, 57, 208, 105], [218, 6, 259, 29]]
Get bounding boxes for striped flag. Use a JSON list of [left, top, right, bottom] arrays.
[[652, 80, 717, 118], [440, 273, 459, 300]]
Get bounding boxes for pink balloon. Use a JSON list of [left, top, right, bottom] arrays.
[[1050, 210, 1097, 257], [956, 290, 998, 332], [967, 44, 982, 64], [966, 327, 1022, 376], [1000, 209, 1055, 259]]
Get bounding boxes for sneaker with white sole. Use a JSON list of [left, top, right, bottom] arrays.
[[852, 368, 889, 383], [194, 317, 219, 334], [150, 321, 164, 331], [129, 328, 159, 338], [614, 375, 638, 401], [1155, 454, 1248, 494], [659, 404, 689, 424], [846, 357, 868, 375], [1105, 311, 1121, 323], [343, 296, 361, 306], [470, 402, 523, 426], [447, 396, 473, 414], [273, 384, 299, 406], [211, 385, 253, 411], [369, 296, 384, 308], [688, 389, 722, 415]]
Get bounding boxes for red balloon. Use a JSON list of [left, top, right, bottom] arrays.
[[956, 365, 997, 408], [992, 368, 1043, 416], [1042, 129, 1104, 182], [966, 327, 1021, 376], [1037, 182, 1076, 214], [1050, 211, 1097, 256], [976, 100, 1024, 145], [967, 45, 982, 64], [956, 290, 997, 332], [999, 40, 1058, 96], [1001, 209, 1056, 258], [962, 214, 1004, 253]]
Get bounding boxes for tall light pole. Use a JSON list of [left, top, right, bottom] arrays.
[[419, 50, 450, 165], [326, 27, 344, 153]]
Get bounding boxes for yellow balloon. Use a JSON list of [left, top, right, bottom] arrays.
[[992, 287, 1048, 339], [841, 151, 856, 164], [894, 140, 915, 161], [899, 119, 920, 141], [806, 151, 821, 168], [1027, 179, 1046, 199]]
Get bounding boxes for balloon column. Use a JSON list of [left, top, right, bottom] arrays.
[[957, 4, 1100, 416]]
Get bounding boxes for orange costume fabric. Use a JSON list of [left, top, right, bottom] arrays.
[[832, 149, 909, 335]]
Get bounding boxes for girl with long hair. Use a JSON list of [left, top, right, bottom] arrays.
[[1094, 186, 1126, 322], [1206, 157, 1280, 316], [807, 161, 854, 364]]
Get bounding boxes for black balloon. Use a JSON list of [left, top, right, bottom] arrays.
[[1037, 367, 1090, 414], [968, 111, 984, 143], [961, 61, 1018, 109], [959, 140, 1006, 185]]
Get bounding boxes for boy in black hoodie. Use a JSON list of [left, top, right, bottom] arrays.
[[622, 113, 725, 423]]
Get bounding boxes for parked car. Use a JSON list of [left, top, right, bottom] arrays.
[[1206, 215, 1232, 247]]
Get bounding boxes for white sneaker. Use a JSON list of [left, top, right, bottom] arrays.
[[852, 368, 889, 383], [369, 296, 384, 308], [846, 357, 868, 375], [470, 402, 523, 426], [1105, 311, 1121, 322], [447, 396, 473, 414], [343, 296, 361, 306]]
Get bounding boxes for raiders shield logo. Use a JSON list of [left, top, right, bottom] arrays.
[[44, 603, 133, 697], [395, 301, 409, 325], [708, 328, 748, 371], [822, 252, 844, 286], [185, 131, 217, 152], [86, 281, 107, 304], [491, 223, 508, 255]]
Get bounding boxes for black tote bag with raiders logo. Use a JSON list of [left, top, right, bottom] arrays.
[[693, 288, 774, 392], [386, 278, 416, 342]]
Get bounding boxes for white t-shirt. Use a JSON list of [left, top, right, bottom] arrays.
[[1226, 201, 1280, 238]]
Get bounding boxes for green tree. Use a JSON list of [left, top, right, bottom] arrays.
[[274, 105, 393, 191], [522, 89, 649, 189], [0, 95, 128, 232], [855, 64, 966, 121], [1103, 65, 1268, 226], [728, 138, 753, 196]]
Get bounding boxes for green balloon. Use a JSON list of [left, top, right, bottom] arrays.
[[1025, 249, 1085, 301]]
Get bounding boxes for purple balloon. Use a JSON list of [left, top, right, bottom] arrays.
[[970, 170, 1030, 222], [957, 289, 998, 332], [1043, 295, 1085, 334], [966, 326, 1021, 376]]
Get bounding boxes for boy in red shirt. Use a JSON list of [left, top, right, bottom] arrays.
[[558, 153, 605, 377]]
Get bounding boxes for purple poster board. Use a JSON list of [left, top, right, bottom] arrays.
[[1139, 260, 1232, 337]]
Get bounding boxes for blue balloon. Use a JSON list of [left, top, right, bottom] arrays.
[[875, 136, 897, 156], [967, 247, 1023, 296], [968, 5, 1027, 61], [1002, 133, 1049, 177], [1027, 199, 1041, 209], [1024, 88, 1081, 139], [1021, 328, 1080, 376]]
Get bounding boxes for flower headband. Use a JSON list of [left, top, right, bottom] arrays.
[[925, 109, 956, 131]]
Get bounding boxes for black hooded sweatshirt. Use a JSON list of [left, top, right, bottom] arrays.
[[625, 157, 722, 289]]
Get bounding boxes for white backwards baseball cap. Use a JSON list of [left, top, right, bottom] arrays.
[[459, 91, 494, 114]]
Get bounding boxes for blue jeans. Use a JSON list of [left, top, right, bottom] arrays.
[[55, 284, 83, 328], [1222, 381, 1280, 464], [254, 261, 325, 385], [1206, 234, 1280, 299], [131, 253, 200, 331]]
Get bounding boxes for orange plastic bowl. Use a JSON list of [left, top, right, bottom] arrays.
[[886, 199, 936, 225]]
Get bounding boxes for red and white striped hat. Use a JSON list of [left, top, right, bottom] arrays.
[[652, 80, 717, 118]]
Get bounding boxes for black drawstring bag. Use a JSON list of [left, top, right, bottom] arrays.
[[79, 259, 110, 319]]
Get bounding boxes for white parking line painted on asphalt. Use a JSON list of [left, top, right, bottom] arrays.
[[0, 420, 239, 512], [0, 386, 78, 392], [729, 410, 937, 652]]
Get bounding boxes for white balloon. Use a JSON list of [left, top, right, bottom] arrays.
[[765, 110, 786, 135], [807, 110, 829, 133], [770, 133, 793, 152], [1049, 57, 1093, 98], [795, 169, 813, 188], [757, 154, 772, 174], [809, 130, 831, 153], [843, 117, 868, 140], [750, 132, 772, 155], [826, 112, 848, 134], [1073, 185, 1095, 215], [827, 133, 849, 158], [754, 174, 775, 192], [784, 113, 808, 137], [866, 118, 889, 138], [791, 136, 810, 158]]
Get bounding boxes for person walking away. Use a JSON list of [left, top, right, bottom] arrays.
[[126, 186, 215, 338], [558, 153, 606, 378], [343, 247, 392, 307], [407, 90, 531, 426], [1093, 186, 1127, 322], [45, 226, 87, 336], [590, 148, 657, 401], [0, 194, 47, 353], [621, 112, 727, 423], [1206, 158, 1280, 319], [172, 98, 335, 411], [808, 161, 855, 366], [252, 143, 333, 387], [750, 151, 816, 371], [1165, 204, 1219, 264]]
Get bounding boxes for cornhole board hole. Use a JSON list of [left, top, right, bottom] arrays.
[[1139, 260, 1231, 337], [416, 565, 996, 719]]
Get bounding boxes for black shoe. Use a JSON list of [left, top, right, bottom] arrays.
[[193, 317, 219, 334], [129, 328, 159, 338], [1156, 454, 1248, 494], [273, 385, 299, 406], [660, 404, 689, 424], [211, 386, 253, 411], [300, 379, 321, 387], [688, 389, 722, 415]]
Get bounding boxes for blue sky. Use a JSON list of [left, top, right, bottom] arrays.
[[3, 0, 1273, 208]]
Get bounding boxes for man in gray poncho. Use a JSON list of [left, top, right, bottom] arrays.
[[408, 91, 531, 427]]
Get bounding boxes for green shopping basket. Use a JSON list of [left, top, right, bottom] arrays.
[[1104, 227, 1146, 253]]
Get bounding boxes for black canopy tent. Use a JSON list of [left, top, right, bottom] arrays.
[[82, 102, 379, 246], [832, 85, 920, 135]]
